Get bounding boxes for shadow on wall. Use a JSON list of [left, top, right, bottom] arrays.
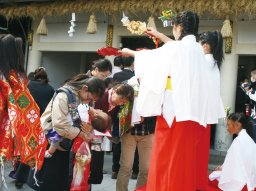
[[41, 51, 102, 89]]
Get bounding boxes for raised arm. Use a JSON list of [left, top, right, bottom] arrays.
[[146, 28, 172, 44], [121, 48, 136, 57]]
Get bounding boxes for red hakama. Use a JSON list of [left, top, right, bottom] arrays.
[[145, 116, 210, 191], [197, 124, 211, 190]]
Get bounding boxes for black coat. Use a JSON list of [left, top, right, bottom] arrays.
[[235, 86, 250, 114], [28, 80, 55, 115], [113, 69, 134, 83]]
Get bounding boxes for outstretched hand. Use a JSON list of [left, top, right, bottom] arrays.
[[146, 28, 172, 44], [120, 48, 135, 57]]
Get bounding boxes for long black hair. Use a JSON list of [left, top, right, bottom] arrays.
[[228, 112, 253, 138], [0, 34, 25, 79], [199, 31, 224, 69], [15, 37, 25, 74], [66, 73, 106, 98], [173, 11, 199, 40]]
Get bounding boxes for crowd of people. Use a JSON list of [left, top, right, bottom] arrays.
[[1, 10, 256, 191]]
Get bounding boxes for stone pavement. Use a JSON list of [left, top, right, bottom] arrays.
[[2, 149, 225, 191], [2, 153, 136, 191]]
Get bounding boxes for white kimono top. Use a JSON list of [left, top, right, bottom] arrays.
[[135, 35, 218, 127], [205, 54, 225, 124], [77, 104, 111, 151], [127, 76, 141, 126], [217, 129, 256, 191]]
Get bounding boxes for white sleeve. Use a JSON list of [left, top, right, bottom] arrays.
[[219, 140, 246, 191], [134, 42, 175, 116], [248, 92, 256, 102], [135, 42, 174, 94]]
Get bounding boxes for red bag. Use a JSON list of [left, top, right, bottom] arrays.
[[70, 141, 91, 191]]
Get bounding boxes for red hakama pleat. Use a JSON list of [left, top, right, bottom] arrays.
[[196, 124, 211, 190], [145, 116, 209, 191]]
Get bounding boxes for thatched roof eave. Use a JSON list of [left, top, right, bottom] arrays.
[[0, 0, 256, 19]]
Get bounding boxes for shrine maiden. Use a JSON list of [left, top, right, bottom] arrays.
[[122, 11, 224, 191]]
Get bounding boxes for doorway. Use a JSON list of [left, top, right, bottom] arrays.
[[234, 55, 256, 114], [121, 36, 157, 50], [237, 56, 256, 84]]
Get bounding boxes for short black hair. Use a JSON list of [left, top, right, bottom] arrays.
[[113, 83, 134, 102], [113, 56, 123, 67], [122, 56, 134, 68], [92, 59, 112, 72]]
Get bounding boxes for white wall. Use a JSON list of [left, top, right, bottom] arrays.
[[36, 21, 107, 52], [39, 23, 107, 43], [237, 21, 256, 54]]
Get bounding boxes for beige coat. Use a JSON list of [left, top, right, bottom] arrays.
[[41, 90, 80, 140]]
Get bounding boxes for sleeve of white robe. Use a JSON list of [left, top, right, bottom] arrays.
[[248, 92, 256, 102], [77, 104, 89, 122], [218, 139, 247, 191], [131, 97, 141, 126], [134, 42, 175, 117]]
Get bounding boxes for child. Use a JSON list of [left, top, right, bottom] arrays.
[[209, 113, 256, 191], [70, 106, 112, 191], [45, 107, 111, 158]]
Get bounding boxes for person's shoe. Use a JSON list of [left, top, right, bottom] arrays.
[[15, 181, 23, 189], [111, 172, 118, 179], [8, 170, 16, 179], [131, 173, 138, 179], [44, 150, 53, 158]]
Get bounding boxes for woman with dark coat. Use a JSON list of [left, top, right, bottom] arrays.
[[28, 67, 55, 115]]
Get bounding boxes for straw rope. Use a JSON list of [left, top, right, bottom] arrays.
[[0, 0, 255, 19]]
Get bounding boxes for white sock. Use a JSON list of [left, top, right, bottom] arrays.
[[44, 150, 53, 158]]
